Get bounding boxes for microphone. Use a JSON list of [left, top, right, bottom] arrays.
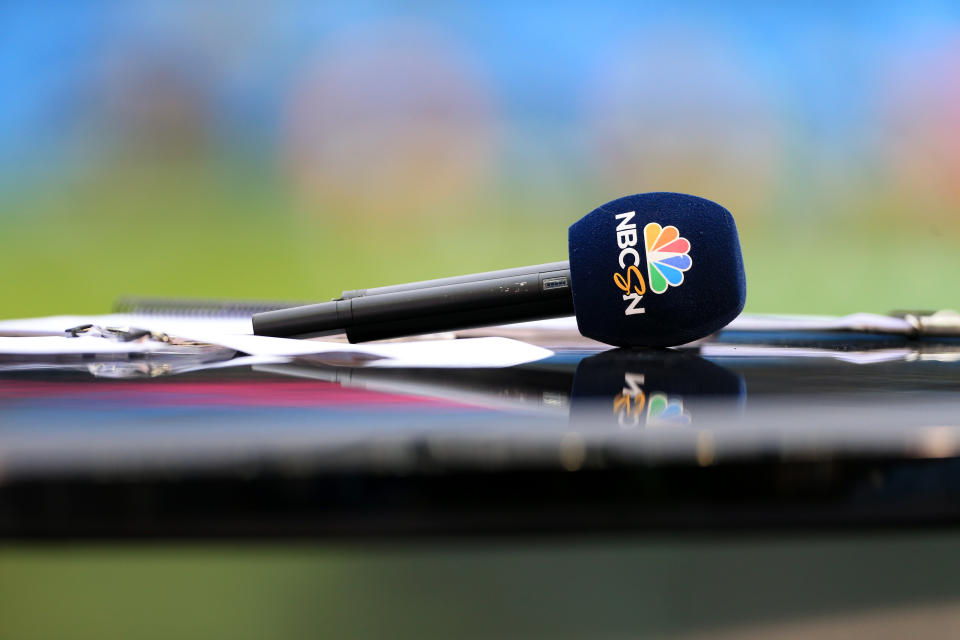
[[252, 192, 746, 348]]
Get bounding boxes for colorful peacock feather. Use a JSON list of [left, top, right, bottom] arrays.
[[643, 223, 692, 294]]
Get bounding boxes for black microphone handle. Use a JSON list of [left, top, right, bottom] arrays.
[[252, 266, 574, 342], [339, 261, 570, 299]]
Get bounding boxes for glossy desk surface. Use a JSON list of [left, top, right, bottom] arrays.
[[7, 330, 960, 640], [3, 330, 960, 539]]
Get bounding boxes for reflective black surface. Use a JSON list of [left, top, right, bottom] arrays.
[[2, 331, 960, 538]]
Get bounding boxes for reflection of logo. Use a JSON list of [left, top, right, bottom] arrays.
[[613, 372, 691, 428], [612, 212, 692, 315], [645, 393, 691, 426], [613, 372, 646, 425]]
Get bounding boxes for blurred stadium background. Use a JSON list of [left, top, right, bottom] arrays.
[[3, 2, 960, 318], [5, 4, 960, 638]]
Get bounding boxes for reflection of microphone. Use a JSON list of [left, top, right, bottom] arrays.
[[255, 348, 746, 424], [570, 349, 746, 428], [253, 192, 746, 348]]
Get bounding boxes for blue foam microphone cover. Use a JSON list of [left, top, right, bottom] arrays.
[[568, 192, 745, 348]]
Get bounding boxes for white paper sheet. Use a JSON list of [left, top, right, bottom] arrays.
[[0, 336, 178, 355], [0, 314, 553, 368], [176, 332, 553, 367], [0, 313, 254, 337]]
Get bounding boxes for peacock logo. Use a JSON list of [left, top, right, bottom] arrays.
[[643, 223, 692, 294]]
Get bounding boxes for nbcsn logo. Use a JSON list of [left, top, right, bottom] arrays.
[[612, 212, 693, 316], [613, 373, 691, 429]]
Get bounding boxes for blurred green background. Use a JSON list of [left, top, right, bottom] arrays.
[[3, 3, 960, 319], [6, 535, 960, 639]]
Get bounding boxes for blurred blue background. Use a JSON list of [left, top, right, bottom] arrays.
[[2, 2, 960, 317]]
